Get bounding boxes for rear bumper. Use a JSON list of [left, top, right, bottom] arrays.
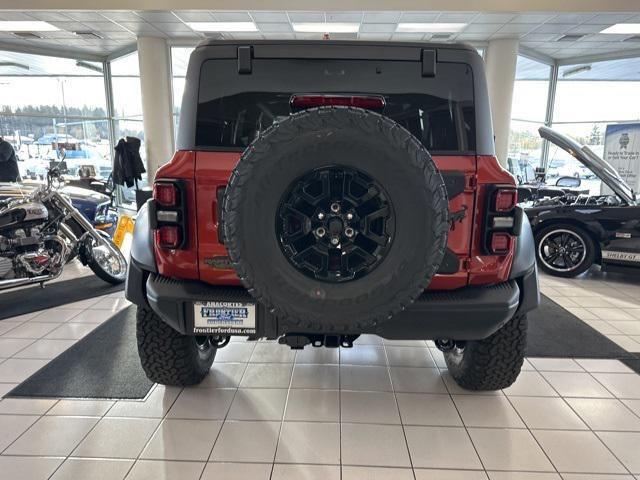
[[132, 263, 537, 341]]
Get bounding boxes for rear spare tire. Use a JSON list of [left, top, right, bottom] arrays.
[[223, 106, 449, 332]]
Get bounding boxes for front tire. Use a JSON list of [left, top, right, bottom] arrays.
[[87, 234, 128, 285], [136, 307, 216, 386], [444, 313, 527, 391], [535, 224, 595, 278]]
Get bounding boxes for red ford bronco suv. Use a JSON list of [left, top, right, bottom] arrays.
[[126, 40, 539, 390]]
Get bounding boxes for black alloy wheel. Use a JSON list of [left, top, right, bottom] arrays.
[[535, 224, 595, 277], [276, 166, 394, 283]]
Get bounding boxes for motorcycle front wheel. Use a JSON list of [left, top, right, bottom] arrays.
[[87, 233, 128, 285]]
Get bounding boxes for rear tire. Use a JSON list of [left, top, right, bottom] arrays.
[[136, 306, 216, 386], [444, 313, 527, 390]]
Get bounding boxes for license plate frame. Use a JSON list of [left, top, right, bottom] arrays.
[[192, 301, 256, 335]]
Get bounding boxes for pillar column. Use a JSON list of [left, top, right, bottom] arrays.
[[484, 38, 519, 167], [137, 36, 174, 182]]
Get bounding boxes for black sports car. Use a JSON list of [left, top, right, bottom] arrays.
[[522, 127, 639, 278]]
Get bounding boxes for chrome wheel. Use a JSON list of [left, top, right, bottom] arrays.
[[538, 229, 586, 273]]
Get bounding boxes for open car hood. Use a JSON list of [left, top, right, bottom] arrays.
[[539, 126, 636, 205]]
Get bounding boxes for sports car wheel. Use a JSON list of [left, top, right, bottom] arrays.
[[535, 224, 595, 278]]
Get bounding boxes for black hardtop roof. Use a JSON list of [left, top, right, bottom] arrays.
[[195, 38, 479, 54]]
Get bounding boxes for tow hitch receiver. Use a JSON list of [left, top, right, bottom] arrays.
[[279, 334, 360, 350]]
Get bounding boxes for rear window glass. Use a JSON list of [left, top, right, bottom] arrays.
[[196, 58, 475, 154]]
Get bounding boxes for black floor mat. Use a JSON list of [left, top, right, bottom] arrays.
[[527, 295, 639, 372], [8, 306, 153, 399], [0, 275, 124, 321], [7, 294, 639, 400]]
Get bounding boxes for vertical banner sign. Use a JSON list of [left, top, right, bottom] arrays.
[[603, 123, 640, 193]]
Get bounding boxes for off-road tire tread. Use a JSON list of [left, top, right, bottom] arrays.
[[223, 106, 449, 330], [444, 314, 527, 390], [136, 306, 215, 386]]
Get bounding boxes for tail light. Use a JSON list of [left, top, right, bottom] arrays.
[[151, 180, 187, 249], [154, 183, 178, 207], [156, 226, 181, 249], [484, 186, 519, 255], [290, 94, 385, 111]]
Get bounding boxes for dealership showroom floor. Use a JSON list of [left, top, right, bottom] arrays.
[[1, 268, 640, 479], [2, 2, 640, 480]]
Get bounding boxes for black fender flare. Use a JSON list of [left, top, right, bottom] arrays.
[[125, 201, 157, 307], [509, 209, 540, 315]]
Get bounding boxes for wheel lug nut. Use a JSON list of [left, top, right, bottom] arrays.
[[317, 212, 325, 220], [315, 227, 326, 237], [330, 236, 340, 246], [346, 213, 354, 220], [330, 203, 340, 213], [345, 227, 355, 238]]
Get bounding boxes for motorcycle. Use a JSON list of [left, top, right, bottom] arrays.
[[0, 168, 128, 291]]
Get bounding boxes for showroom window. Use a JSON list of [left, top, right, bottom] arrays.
[[507, 55, 552, 181], [171, 46, 195, 137], [109, 51, 146, 207], [0, 50, 111, 180], [550, 57, 640, 193]]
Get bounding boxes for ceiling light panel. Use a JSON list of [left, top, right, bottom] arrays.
[[396, 23, 467, 33], [0, 21, 59, 31], [187, 22, 257, 32], [292, 23, 360, 33], [600, 24, 640, 34]]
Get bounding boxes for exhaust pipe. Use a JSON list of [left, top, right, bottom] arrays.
[[0, 271, 61, 291]]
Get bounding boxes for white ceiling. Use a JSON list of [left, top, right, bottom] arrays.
[[0, 10, 640, 60]]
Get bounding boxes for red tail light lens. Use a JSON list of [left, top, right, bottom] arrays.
[[290, 95, 385, 110], [495, 189, 517, 212], [156, 226, 181, 249], [154, 183, 177, 207], [490, 233, 511, 254]]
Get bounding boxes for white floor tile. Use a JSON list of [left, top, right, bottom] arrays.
[[416, 470, 489, 480], [240, 363, 293, 388], [125, 460, 204, 480], [591, 373, 640, 399], [140, 418, 222, 461], [227, 388, 287, 421], [272, 464, 340, 480], [396, 393, 462, 426], [50, 458, 133, 480], [469, 428, 554, 472], [47, 399, 114, 417], [0, 414, 39, 451], [72, 417, 160, 459], [344, 466, 415, 480], [201, 462, 272, 480], [453, 395, 525, 428], [210, 420, 280, 463], [5, 415, 99, 456], [291, 364, 339, 389], [405, 426, 481, 469], [250, 342, 296, 363], [0, 358, 49, 383], [342, 423, 411, 467], [542, 372, 613, 398], [166, 388, 235, 420], [0, 456, 63, 480], [390, 367, 448, 394], [596, 431, 640, 474], [0, 338, 34, 357], [0, 397, 57, 415], [341, 391, 400, 424], [13, 338, 76, 359], [509, 396, 587, 430], [340, 365, 392, 392], [285, 389, 340, 422], [533, 430, 626, 474], [339, 345, 387, 366], [275, 421, 340, 464], [567, 398, 640, 431], [107, 385, 181, 418], [385, 346, 435, 368], [2, 322, 62, 339]]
